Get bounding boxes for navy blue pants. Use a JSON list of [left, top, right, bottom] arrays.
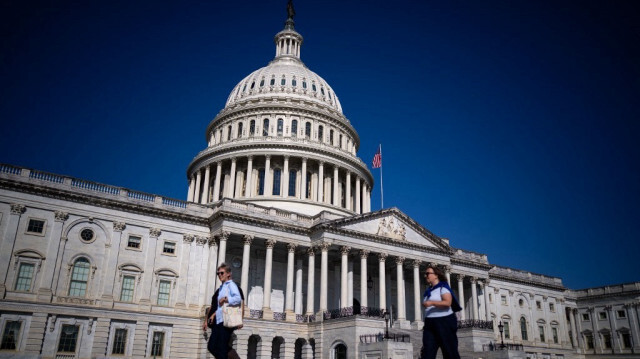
[[208, 322, 232, 359], [422, 313, 461, 359]]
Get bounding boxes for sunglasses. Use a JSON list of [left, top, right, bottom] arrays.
[[217, 271, 226, 276]]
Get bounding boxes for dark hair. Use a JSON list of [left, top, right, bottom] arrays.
[[217, 262, 231, 273], [427, 264, 448, 283]]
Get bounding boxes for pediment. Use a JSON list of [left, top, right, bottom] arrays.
[[323, 208, 449, 250]]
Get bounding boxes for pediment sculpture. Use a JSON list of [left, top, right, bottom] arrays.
[[376, 217, 406, 240]]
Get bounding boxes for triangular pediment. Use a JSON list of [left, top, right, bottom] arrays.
[[321, 208, 449, 250]]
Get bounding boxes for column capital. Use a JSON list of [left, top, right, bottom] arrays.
[[54, 210, 69, 222], [359, 250, 369, 259], [340, 246, 351, 255], [218, 231, 230, 241], [469, 276, 477, 283], [247, 155, 254, 161], [412, 259, 421, 268], [243, 235, 254, 245], [283, 155, 290, 160], [183, 234, 195, 243], [307, 247, 316, 256], [113, 221, 126, 232], [395, 256, 405, 265], [149, 228, 162, 238], [196, 236, 208, 246], [265, 239, 277, 249], [287, 243, 297, 253], [231, 157, 237, 163], [301, 157, 307, 163], [457, 274, 466, 280], [318, 161, 324, 166], [378, 252, 388, 262], [442, 265, 451, 272], [208, 237, 218, 247], [318, 242, 330, 252], [265, 154, 271, 160], [10, 203, 26, 215]]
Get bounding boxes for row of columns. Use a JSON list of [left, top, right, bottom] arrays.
[[572, 304, 640, 352], [187, 156, 372, 213]]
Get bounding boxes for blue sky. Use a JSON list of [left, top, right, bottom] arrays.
[[1, 0, 639, 289]]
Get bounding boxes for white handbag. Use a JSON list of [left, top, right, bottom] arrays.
[[223, 302, 243, 328]]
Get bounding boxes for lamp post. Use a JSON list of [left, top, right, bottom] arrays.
[[384, 311, 390, 339], [497, 321, 505, 349]]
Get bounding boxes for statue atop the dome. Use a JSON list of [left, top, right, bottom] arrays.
[[287, 0, 296, 20]]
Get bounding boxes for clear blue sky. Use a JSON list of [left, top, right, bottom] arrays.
[[1, 0, 639, 289]]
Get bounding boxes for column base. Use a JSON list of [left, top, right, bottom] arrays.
[[395, 318, 412, 330], [285, 309, 296, 322], [262, 307, 274, 320], [411, 320, 424, 330]]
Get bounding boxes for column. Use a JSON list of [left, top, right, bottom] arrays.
[[378, 253, 387, 310], [344, 171, 351, 210], [444, 265, 451, 283], [333, 166, 339, 206], [300, 158, 307, 199], [355, 177, 361, 214], [348, 260, 354, 310], [38, 211, 68, 301], [285, 243, 297, 321], [97, 220, 122, 304], [306, 248, 315, 315], [212, 162, 222, 202], [240, 235, 252, 298], [202, 164, 211, 204], [245, 156, 253, 197], [264, 155, 272, 196], [282, 156, 289, 197], [317, 162, 324, 203], [396, 257, 406, 320], [319, 242, 329, 312], [361, 184, 367, 213], [215, 232, 229, 289], [263, 239, 276, 317], [194, 169, 202, 203], [176, 235, 193, 308], [471, 277, 479, 320], [295, 259, 303, 315], [187, 176, 195, 201], [340, 246, 350, 308], [481, 281, 491, 320], [626, 304, 640, 350], [413, 260, 422, 323], [360, 250, 369, 309], [457, 275, 466, 320], [228, 158, 237, 198], [0, 204, 25, 296], [206, 237, 218, 302], [569, 307, 578, 348]]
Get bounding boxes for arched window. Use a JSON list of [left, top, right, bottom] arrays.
[[292, 78, 297, 87], [250, 120, 255, 136], [237, 122, 243, 138], [257, 169, 265, 196], [302, 80, 307, 89], [288, 170, 296, 197], [277, 119, 283, 136], [305, 122, 311, 139], [281, 77, 286, 86], [291, 120, 298, 138], [263, 119, 269, 136], [520, 317, 528, 341], [318, 125, 324, 142], [227, 125, 232, 141], [333, 343, 347, 359], [320, 87, 325, 96], [270, 77, 275, 86], [68, 258, 90, 297], [312, 83, 317, 92], [272, 168, 281, 196], [330, 130, 334, 145]]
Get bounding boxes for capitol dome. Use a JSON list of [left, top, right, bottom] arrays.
[[186, 8, 373, 216]]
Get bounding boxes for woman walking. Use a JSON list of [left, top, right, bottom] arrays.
[[422, 265, 461, 359]]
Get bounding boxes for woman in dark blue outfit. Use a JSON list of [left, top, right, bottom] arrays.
[[422, 265, 461, 359]]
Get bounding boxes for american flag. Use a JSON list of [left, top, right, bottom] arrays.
[[372, 145, 382, 168]]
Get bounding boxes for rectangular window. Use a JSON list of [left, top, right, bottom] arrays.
[[501, 295, 507, 305], [127, 236, 141, 249], [622, 333, 632, 348], [503, 321, 510, 339], [157, 280, 171, 306], [536, 301, 542, 310], [549, 303, 555, 312], [120, 276, 135, 302], [617, 310, 626, 318], [582, 313, 590, 321], [585, 334, 594, 349], [26, 219, 45, 234], [552, 327, 558, 344], [14, 263, 35, 291], [57, 325, 79, 353], [603, 333, 612, 349], [539, 325, 545, 342], [288, 170, 296, 197], [598, 312, 607, 320], [162, 242, 175, 254], [151, 332, 164, 356], [0, 321, 21, 350], [111, 328, 127, 355]]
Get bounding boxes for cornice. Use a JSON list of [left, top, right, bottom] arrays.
[[489, 272, 566, 292], [572, 289, 640, 302], [209, 211, 310, 236], [450, 258, 493, 271]]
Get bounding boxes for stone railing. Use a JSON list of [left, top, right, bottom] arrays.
[[453, 249, 489, 263], [296, 314, 316, 323], [482, 343, 524, 351], [249, 309, 263, 319], [457, 320, 493, 330], [490, 266, 563, 287], [218, 199, 315, 226], [360, 332, 411, 344]]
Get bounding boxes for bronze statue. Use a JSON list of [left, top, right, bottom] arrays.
[[287, 0, 295, 20]]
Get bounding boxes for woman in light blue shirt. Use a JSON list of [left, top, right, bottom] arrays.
[[210, 263, 242, 359], [422, 265, 461, 359]]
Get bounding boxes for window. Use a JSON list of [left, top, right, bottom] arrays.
[[272, 168, 281, 196], [549, 303, 555, 312], [304, 122, 311, 139], [227, 125, 232, 141], [536, 301, 542, 310], [281, 77, 286, 86], [333, 343, 346, 359], [302, 79, 307, 89], [598, 312, 607, 320], [242, 84, 246, 92], [291, 120, 297, 138], [318, 125, 323, 142], [112, 328, 127, 355], [127, 235, 141, 249], [68, 258, 90, 297], [585, 334, 594, 349], [603, 333, 612, 349], [519, 299, 524, 307], [250, 81, 255, 89], [257, 168, 265, 196], [552, 327, 558, 344], [80, 228, 94, 242], [151, 332, 165, 357], [312, 83, 316, 92], [277, 119, 283, 136], [520, 317, 528, 341], [250, 120, 256, 136], [237, 122, 243, 138], [330, 129, 334, 145], [288, 170, 296, 197], [622, 332, 632, 348], [120, 276, 135, 302], [14, 263, 34, 291], [270, 77, 275, 86], [158, 280, 171, 306], [262, 119, 269, 136], [259, 79, 264, 87], [320, 87, 325, 96], [582, 313, 590, 321], [539, 325, 545, 342], [501, 295, 507, 305], [0, 321, 21, 350], [503, 321, 510, 339], [26, 219, 45, 234], [162, 242, 175, 254], [57, 325, 79, 353], [339, 134, 343, 148], [617, 310, 626, 318], [305, 172, 311, 199], [292, 78, 297, 87]]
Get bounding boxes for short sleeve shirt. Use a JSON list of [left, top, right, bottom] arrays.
[[424, 286, 454, 318]]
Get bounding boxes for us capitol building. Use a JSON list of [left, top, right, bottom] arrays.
[[0, 4, 638, 359]]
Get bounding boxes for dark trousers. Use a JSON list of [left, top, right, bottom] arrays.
[[422, 313, 461, 359], [208, 322, 232, 359]]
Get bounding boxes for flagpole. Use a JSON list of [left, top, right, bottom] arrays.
[[379, 144, 384, 209]]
